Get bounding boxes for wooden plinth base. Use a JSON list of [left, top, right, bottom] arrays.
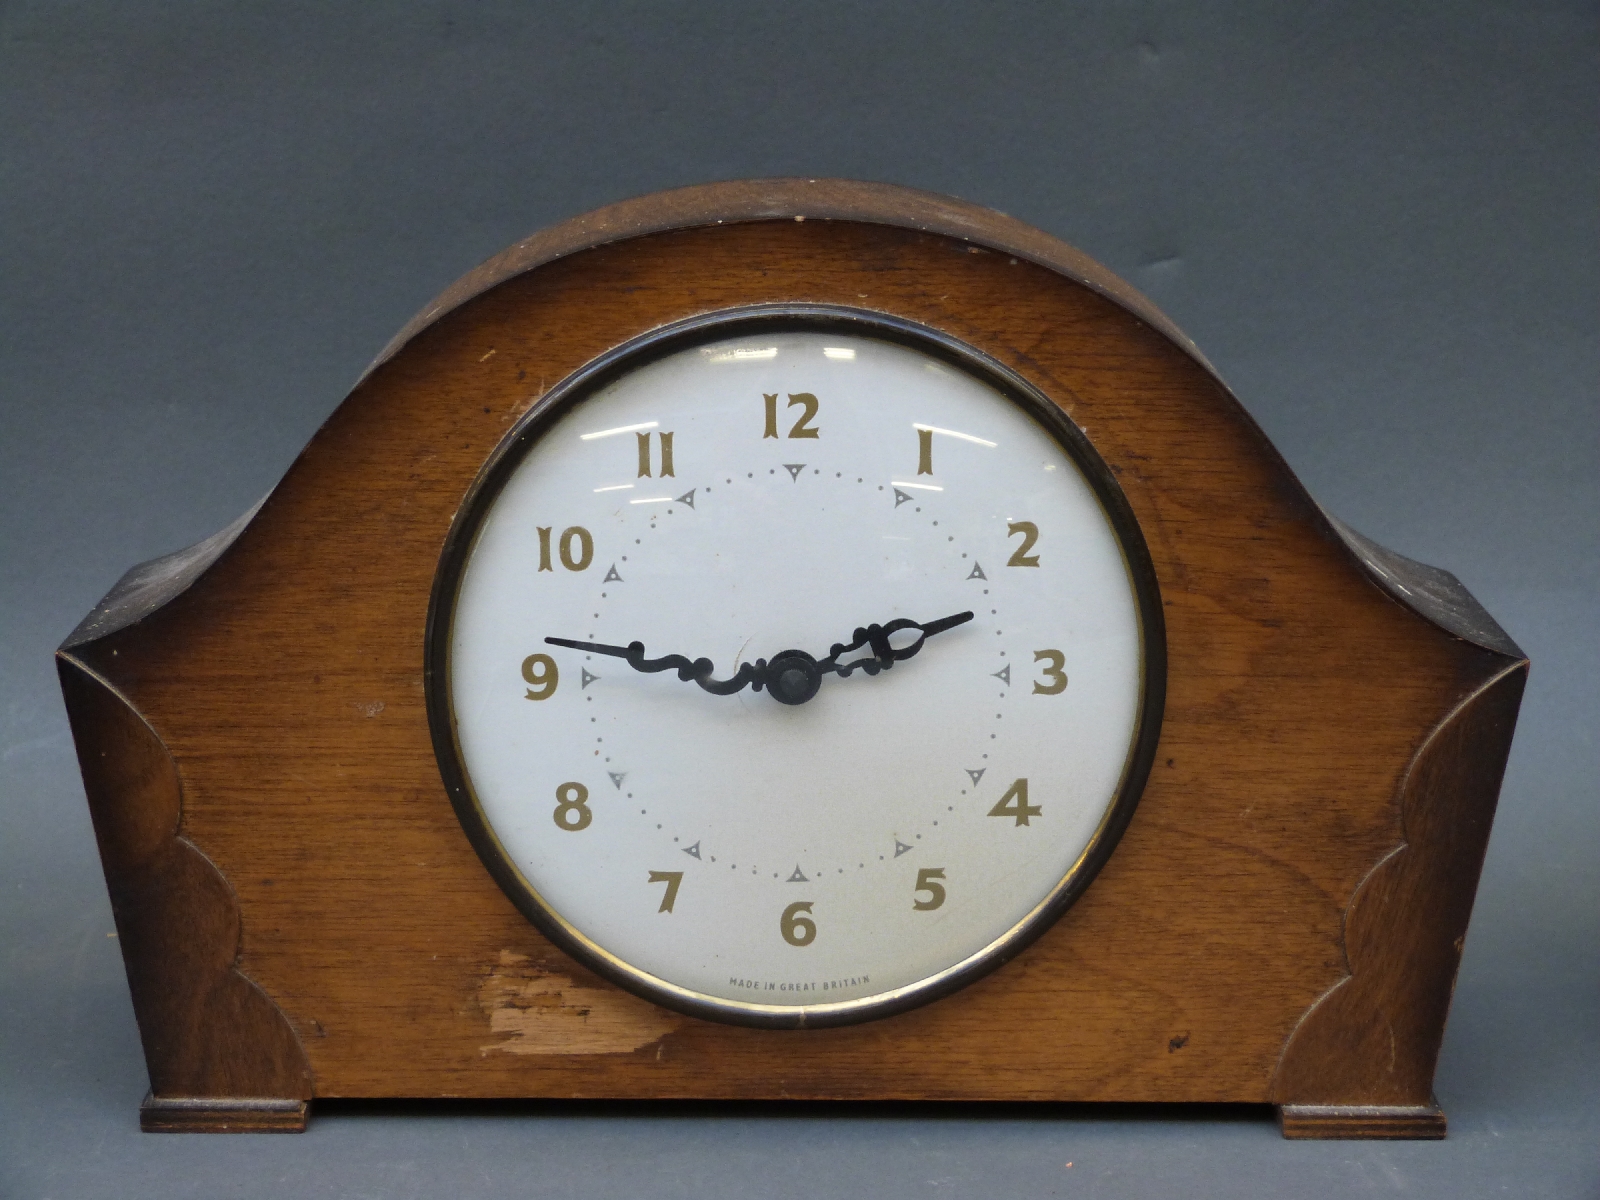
[[140, 1093, 308, 1133], [1277, 1100, 1447, 1140]]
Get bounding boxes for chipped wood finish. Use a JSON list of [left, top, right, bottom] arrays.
[[58, 180, 1526, 1136], [478, 952, 684, 1056]]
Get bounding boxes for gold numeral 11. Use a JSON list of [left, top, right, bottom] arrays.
[[637, 431, 674, 477]]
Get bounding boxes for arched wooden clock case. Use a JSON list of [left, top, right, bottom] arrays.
[[57, 179, 1526, 1138]]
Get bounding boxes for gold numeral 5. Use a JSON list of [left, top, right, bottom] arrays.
[[912, 868, 947, 911]]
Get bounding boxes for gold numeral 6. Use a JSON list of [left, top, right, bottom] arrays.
[[912, 867, 947, 911], [780, 900, 817, 946], [552, 781, 592, 831], [521, 653, 559, 700]]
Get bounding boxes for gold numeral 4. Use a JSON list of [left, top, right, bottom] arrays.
[[988, 778, 1041, 826]]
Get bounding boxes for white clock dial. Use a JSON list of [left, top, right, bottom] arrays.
[[434, 314, 1161, 1025]]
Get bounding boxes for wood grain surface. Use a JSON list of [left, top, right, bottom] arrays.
[[58, 181, 1526, 1135]]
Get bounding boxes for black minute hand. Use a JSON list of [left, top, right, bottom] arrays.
[[544, 610, 973, 707]]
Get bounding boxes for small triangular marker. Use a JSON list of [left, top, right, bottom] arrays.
[[783, 464, 805, 481], [608, 771, 625, 789], [583, 669, 600, 689], [893, 488, 913, 507], [992, 665, 1011, 685], [966, 768, 986, 786], [894, 839, 914, 858], [787, 865, 809, 883], [603, 563, 623, 582], [675, 489, 696, 508], [683, 841, 702, 859], [967, 561, 987, 580]]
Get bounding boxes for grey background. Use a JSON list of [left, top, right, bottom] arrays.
[[2, 2, 1595, 1196]]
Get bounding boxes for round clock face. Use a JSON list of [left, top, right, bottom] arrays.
[[429, 309, 1163, 1027]]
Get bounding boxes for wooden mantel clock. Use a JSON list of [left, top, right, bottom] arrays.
[[58, 179, 1526, 1139]]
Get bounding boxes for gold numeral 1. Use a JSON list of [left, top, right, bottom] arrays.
[[1031, 650, 1067, 694], [988, 778, 1041, 826], [917, 426, 934, 475], [648, 870, 683, 912]]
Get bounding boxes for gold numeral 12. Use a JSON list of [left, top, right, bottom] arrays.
[[764, 393, 821, 439]]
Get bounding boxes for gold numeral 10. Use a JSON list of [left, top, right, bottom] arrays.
[[521, 653, 558, 700], [988, 778, 1041, 826], [780, 901, 816, 946], [763, 392, 821, 439], [538, 525, 594, 572], [552, 781, 592, 831]]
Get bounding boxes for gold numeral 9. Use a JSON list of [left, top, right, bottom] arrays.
[[521, 653, 559, 700], [780, 901, 816, 946], [552, 781, 592, 831], [912, 868, 947, 911], [1031, 650, 1067, 695]]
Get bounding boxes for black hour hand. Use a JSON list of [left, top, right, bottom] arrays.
[[542, 637, 760, 696]]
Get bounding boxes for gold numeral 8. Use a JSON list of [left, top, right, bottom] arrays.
[[553, 781, 592, 831]]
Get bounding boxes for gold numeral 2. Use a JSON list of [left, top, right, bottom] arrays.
[[553, 781, 592, 831], [648, 870, 683, 913], [764, 393, 820, 439], [781, 900, 817, 946], [988, 778, 1041, 826], [912, 867, 947, 910], [636, 431, 674, 477], [521, 653, 559, 700], [1032, 650, 1067, 695], [1006, 521, 1040, 567]]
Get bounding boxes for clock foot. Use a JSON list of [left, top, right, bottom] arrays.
[[139, 1092, 309, 1133], [1275, 1099, 1446, 1140]]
